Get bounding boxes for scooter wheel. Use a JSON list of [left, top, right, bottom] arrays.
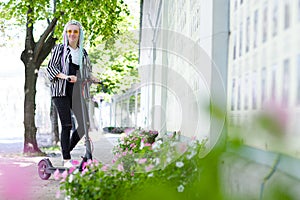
[[38, 160, 51, 180]]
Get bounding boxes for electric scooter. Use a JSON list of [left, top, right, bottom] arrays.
[[37, 77, 98, 180]]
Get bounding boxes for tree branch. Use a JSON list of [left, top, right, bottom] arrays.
[[33, 17, 59, 62], [36, 35, 57, 67], [25, 7, 35, 45]]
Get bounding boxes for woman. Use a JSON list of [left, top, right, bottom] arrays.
[[46, 20, 98, 167]]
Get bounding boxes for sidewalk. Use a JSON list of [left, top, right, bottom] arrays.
[[48, 130, 120, 167], [0, 131, 120, 200]]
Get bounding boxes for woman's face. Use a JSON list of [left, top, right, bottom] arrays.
[[66, 24, 80, 47]]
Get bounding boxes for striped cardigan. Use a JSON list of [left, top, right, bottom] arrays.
[[46, 44, 92, 97]]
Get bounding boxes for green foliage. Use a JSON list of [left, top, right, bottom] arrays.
[[59, 129, 213, 200], [0, 0, 129, 45], [113, 129, 159, 155], [88, 13, 140, 96]]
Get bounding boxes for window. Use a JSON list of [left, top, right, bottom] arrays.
[[244, 74, 249, 110], [298, 0, 300, 21], [282, 59, 290, 107], [233, 33, 237, 60], [261, 67, 267, 106], [231, 79, 236, 110], [253, 10, 258, 48], [284, 1, 291, 29], [239, 22, 243, 57], [252, 72, 258, 109], [246, 16, 250, 52], [262, 2, 268, 43], [272, 0, 278, 36], [271, 64, 277, 100], [297, 55, 300, 105], [237, 78, 241, 110]]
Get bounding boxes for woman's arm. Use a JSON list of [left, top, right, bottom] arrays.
[[46, 45, 63, 82]]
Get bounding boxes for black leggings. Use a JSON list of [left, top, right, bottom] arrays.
[[52, 96, 81, 159]]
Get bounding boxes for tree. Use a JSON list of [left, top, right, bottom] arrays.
[[89, 12, 140, 97], [0, 0, 128, 154]]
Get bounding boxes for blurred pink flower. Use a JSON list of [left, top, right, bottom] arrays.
[[101, 164, 109, 171], [130, 143, 135, 148], [124, 128, 134, 135], [81, 168, 89, 175], [68, 166, 76, 174], [138, 158, 147, 164], [145, 164, 154, 172], [53, 169, 61, 180], [144, 143, 152, 147], [177, 142, 188, 154], [117, 164, 124, 171], [61, 170, 68, 182], [71, 160, 80, 166]]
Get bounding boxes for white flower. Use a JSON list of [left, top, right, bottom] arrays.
[[139, 141, 144, 149], [188, 140, 197, 148], [155, 158, 160, 165], [166, 157, 172, 163], [186, 150, 196, 160], [177, 184, 184, 192], [68, 174, 73, 183], [148, 173, 154, 177], [176, 161, 184, 168], [152, 140, 162, 150]]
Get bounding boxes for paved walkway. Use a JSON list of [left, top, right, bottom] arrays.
[[0, 131, 120, 200]]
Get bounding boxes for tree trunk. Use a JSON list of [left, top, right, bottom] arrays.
[[21, 6, 58, 154], [23, 61, 42, 154]]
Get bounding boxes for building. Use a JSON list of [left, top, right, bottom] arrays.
[[137, 0, 300, 198]]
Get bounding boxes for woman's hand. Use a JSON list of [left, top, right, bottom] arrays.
[[66, 75, 77, 83]]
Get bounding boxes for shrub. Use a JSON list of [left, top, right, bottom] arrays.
[[59, 129, 207, 200]]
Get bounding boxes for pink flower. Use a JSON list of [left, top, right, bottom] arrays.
[[177, 142, 188, 154], [82, 162, 88, 169], [145, 164, 154, 172], [92, 159, 99, 166], [138, 158, 147, 164], [124, 128, 134, 134], [61, 170, 68, 182], [87, 159, 93, 166], [71, 160, 80, 165], [117, 164, 124, 171], [144, 143, 152, 147], [130, 143, 135, 148], [53, 169, 61, 180], [101, 165, 109, 172], [68, 166, 76, 174]]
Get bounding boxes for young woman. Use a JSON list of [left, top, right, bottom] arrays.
[[46, 20, 98, 167]]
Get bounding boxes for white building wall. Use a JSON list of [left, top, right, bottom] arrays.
[[228, 0, 300, 157], [139, 0, 213, 141]]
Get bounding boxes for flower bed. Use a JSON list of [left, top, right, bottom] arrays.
[[58, 129, 217, 200]]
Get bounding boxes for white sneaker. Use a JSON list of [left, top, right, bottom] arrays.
[[63, 160, 74, 168]]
